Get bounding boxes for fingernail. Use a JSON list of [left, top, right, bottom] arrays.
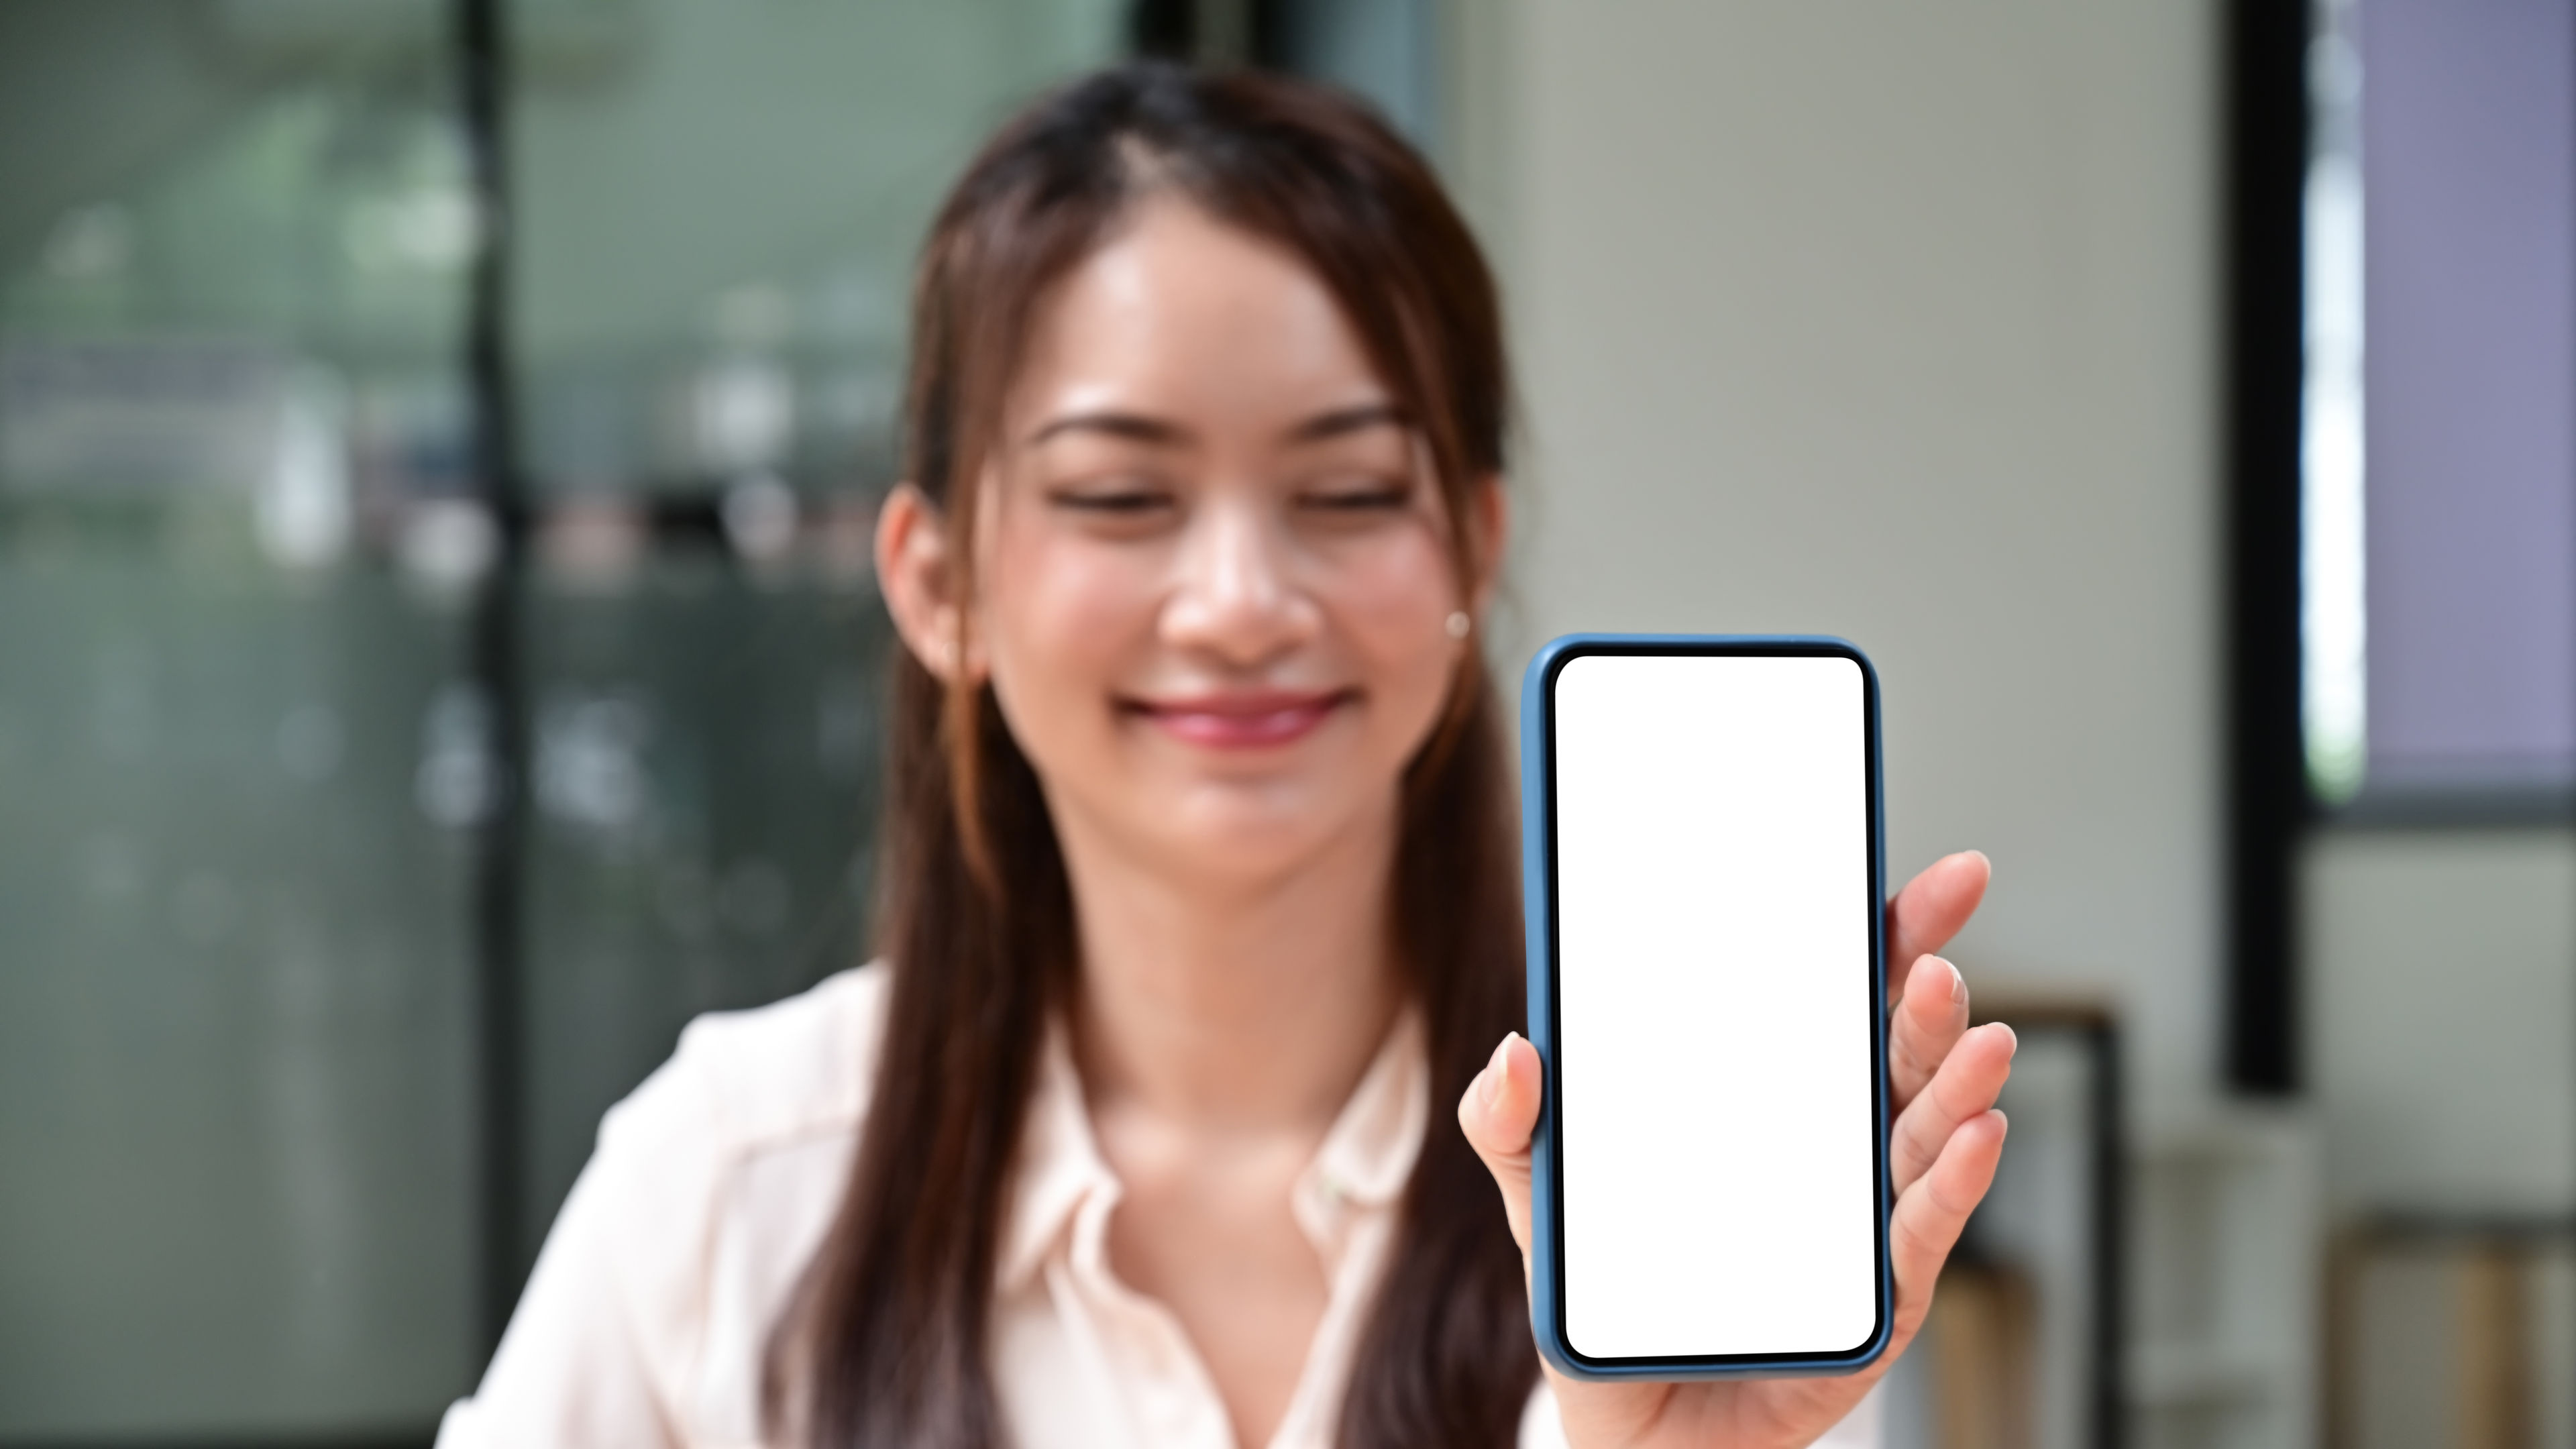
[[1991, 1022, 2018, 1055], [1991, 1109, 2010, 1139], [1947, 959, 1968, 1005], [1480, 1035, 1513, 1106]]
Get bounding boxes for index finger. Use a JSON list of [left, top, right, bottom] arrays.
[[1886, 851, 1990, 998]]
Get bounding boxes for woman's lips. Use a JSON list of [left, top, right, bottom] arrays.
[[1126, 690, 1352, 748]]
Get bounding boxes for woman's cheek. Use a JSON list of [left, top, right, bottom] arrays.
[[981, 537, 1153, 755], [1020, 546, 1146, 649], [1333, 537, 1460, 705]]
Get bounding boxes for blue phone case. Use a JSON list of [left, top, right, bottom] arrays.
[[1519, 633, 1892, 1381]]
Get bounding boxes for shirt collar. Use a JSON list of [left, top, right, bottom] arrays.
[[994, 1008, 1428, 1294], [1298, 1010, 1427, 1214]]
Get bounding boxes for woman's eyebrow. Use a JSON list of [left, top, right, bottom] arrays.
[[1024, 411, 1189, 447], [1285, 401, 1407, 443], [1022, 402, 1404, 448]]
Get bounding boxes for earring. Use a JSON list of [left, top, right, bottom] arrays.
[[1446, 610, 1472, 641]]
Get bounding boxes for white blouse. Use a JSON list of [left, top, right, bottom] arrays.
[[434, 963, 1881, 1449]]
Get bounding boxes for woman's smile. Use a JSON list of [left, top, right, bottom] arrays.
[[1122, 687, 1357, 749]]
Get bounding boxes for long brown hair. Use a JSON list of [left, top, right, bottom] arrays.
[[772, 62, 1536, 1448]]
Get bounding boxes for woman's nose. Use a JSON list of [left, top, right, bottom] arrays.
[[1161, 498, 1319, 665]]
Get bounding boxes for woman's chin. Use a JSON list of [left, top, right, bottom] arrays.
[[1125, 786, 1389, 881]]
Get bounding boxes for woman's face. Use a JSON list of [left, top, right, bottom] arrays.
[[886, 197, 1499, 886]]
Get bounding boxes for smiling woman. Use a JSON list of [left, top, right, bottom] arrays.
[[436, 61, 2011, 1449], [819, 69, 1531, 1449]]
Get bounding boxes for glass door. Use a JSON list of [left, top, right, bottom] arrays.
[[0, 1, 1121, 1438]]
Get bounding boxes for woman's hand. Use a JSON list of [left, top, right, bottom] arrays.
[[1460, 851, 2011, 1448]]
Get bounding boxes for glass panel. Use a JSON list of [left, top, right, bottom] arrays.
[[1262, 0, 1440, 147], [502, 0, 1125, 1271], [2306, 0, 2576, 812], [0, 1, 479, 1436], [2357, 0, 2576, 800], [515, 554, 890, 1258]]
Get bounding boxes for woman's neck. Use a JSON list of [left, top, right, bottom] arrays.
[[1057, 806, 1403, 1136]]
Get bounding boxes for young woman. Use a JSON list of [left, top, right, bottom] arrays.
[[438, 62, 2014, 1449]]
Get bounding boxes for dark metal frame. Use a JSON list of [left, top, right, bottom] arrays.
[[453, 0, 535, 1352], [2220, 0, 2313, 1098], [1970, 1002, 2127, 1449], [2327, 786, 2576, 829]]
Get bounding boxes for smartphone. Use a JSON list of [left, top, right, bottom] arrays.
[[1519, 635, 1890, 1380]]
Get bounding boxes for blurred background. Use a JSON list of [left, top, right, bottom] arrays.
[[0, 1, 2567, 1445]]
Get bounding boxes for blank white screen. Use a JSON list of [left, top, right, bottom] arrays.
[[1553, 652, 1876, 1359]]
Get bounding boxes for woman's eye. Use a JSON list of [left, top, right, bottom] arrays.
[[1300, 482, 1413, 513], [1049, 486, 1175, 516]]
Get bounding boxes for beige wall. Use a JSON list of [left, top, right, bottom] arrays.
[[1491, 0, 2224, 1113], [2305, 830, 2576, 1214]]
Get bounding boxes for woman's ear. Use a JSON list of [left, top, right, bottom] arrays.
[[875, 483, 981, 682]]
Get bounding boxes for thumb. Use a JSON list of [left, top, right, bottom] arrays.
[[1457, 1032, 1542, 1260]]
